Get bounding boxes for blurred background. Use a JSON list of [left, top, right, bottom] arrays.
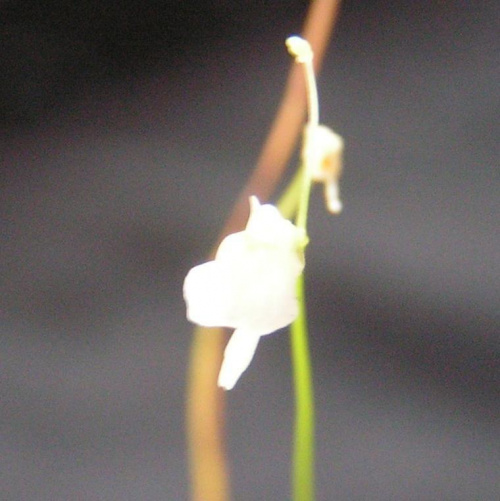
[[1, 1, 498, 499]]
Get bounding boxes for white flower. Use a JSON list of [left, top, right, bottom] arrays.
[[184, 196, 306, 390], [305, 124, 344, 214]]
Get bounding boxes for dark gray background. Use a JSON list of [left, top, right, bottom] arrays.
[[1, 1, 499, 499]]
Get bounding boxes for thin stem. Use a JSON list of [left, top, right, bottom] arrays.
[[277, 166, 303, 220], [187, 327, 229, 501], [285, 34, 323, 501], [286, 36, 320, 232], [304, 59, 319, 130], [291, 274, 315, 501], [276, 167, 315, 501]]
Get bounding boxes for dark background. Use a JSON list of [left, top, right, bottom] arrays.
[[1, 1, 499, 499]]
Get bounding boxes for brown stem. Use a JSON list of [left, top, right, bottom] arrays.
[[186, 2, 343, 500]]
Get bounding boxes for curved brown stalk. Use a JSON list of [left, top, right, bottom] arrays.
[[186, 2, 343, 500]]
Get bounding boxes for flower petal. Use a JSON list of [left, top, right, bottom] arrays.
[[216, 233, 301, 334], [218, 329, 261, 390], [183, 261, 237, 328], [246, 196, 306, 249]]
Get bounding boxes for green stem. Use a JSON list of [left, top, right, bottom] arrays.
[[295, 157, 313, 231], [290, 44, 317, 501], [280, 34, 323, 501], [277, 167, 303, 219], [290, 273, 315, 501], [290, 174, 314, 501], [277, 166, 315, 501]]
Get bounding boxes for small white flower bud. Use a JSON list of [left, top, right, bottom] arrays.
[[286, 36, 313, 63], [306, 124, 344, 214]]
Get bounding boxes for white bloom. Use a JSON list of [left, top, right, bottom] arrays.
[[184, 196, 305, 390], [305, 124, 344, 214]]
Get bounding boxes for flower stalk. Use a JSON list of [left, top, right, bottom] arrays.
[[285, 35, 319, 501], [286, 31, 344, 501]]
